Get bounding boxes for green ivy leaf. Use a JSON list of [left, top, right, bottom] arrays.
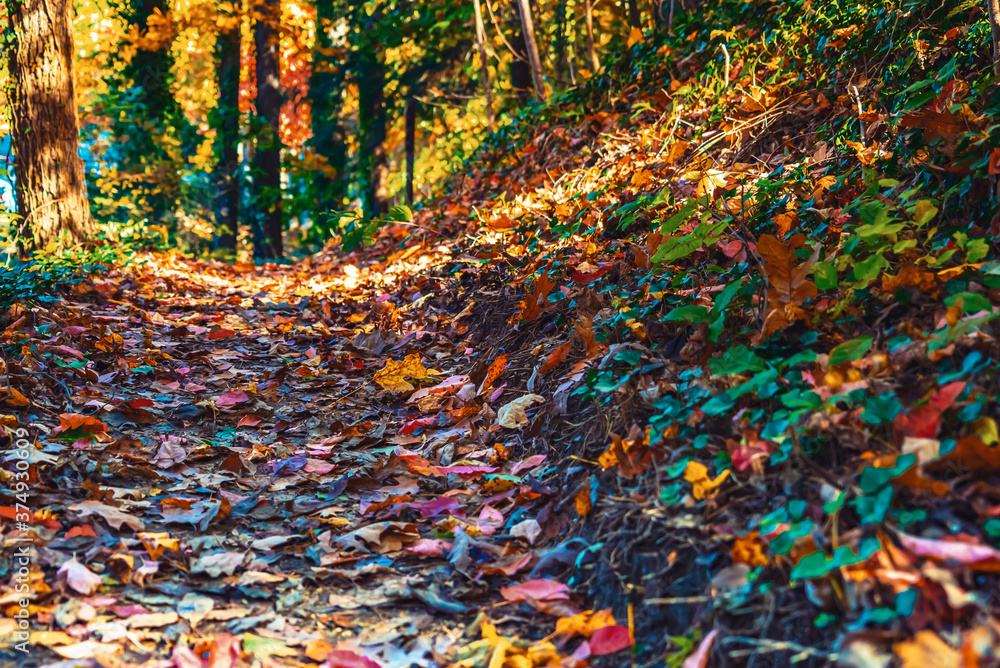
[[709, 345, 765, 376], [829, 336, 872, 365], [790, 536, 881, 580]]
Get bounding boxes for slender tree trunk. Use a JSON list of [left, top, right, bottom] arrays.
[[515, 0, 546, 101], [213, 17, 241, 251], [554, 0, 568, 86], [627, 0, 642, 28], [584, 0, 600, 71], [989, 0, 1000, 76], [405, 99, 416, 206], [7, 0, 94, 255], [252, 0, 283, 259], [309, 0, 346, 213], [508, 1, 531, 101], [358, 30, 388, 217], [120, 0, 184, 227], [473, 0, 495, 131]]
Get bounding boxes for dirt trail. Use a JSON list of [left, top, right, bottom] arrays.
[[3, 251, 620, 668]]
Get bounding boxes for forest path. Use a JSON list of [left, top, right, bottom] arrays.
[[7, 251, 607, 667]]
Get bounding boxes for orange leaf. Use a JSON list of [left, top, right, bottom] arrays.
[[511, 273, 555, 323], [3, 388, 30, 407], [305, 640, 333, 662], [540, 341, 572, 374], [58, 413, 108, 435], [575, 480, 592, 517], [575, 316, 602, 358], [481, 354, 509, 392]]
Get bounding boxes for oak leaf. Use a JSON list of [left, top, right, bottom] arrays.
[[374, 353, 434, 392]]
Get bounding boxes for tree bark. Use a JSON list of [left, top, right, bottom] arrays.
[[515, 0, 546, 101], [473, 0, 495, 131], [627, 0, 642, 29], [309, 0, 347, 213], [252, 0, 283, 260], [584, 0, 600, 71], [6, 0, 95, 255], [508, 1, 532, 101], [213, 17, 241, 251], [120, 0, 184, 227], [358, 33, 388, 217], [405, 99, 416, 206], [989, 0, 1000, 76]]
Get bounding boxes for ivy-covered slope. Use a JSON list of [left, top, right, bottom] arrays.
[[381, 0, 1000, 663]]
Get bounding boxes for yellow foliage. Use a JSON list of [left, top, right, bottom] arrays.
[[683, 461, 730, 500]]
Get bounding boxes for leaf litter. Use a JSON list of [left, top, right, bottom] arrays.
[[8, 1, 1000, 666]]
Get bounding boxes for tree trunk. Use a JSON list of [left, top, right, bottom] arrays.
[[515, 0, 546, 101], [309, 0, 347, 213], [120, 0, 184, 227], [405, 99, 416, 206], [508, 1, 532, 101], [358, 33, 388, 217], [7, 0, 94, 255], [473, 0, 495, 131], [213, 18, 241, 252], [554, 0, 568, 86], [989, 0, 1000, 76], [583, 0, 599, 71], [252, 0, 283, 260], [627, 0, 642, 29]]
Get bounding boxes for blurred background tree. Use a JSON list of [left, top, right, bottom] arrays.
[[1, 0, 649, 259]]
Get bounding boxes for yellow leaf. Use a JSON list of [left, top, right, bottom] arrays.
[[631, 169, 654, 187], [555, 609, 616, 638], [627, 27, 644, 48], [374, 353, 434, 392], [974, 417, 999, 446], [894, 631, 961, 668], [683, 461, 730, 499]]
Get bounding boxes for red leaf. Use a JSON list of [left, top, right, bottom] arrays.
[[894, 405, 940, 438], [500, 579, 570, 603], [588, 625, 632, 655], [216, 391, 249, 409], [237, 415, 262, 427], [324, 649, 382, 668], [930, 381, 965, 412], [208, 328, 237, 340]]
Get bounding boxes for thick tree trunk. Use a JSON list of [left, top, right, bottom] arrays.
[[473, 0, 495, 131], [508, 1, 532, 101], [213, 19, 241, 251], [309, 0, 347, 213], [584, 0, 600, 71], [252, 0, 283, 260], [7, 0, 94, 255], [358, 12, 388, 219], [989, 0, 1000, 76], [405, 99, 416, 206], [515, 0, 546, 101]]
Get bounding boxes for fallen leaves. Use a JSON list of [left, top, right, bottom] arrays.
[[496, 394, 545, 428], [374, 353, 435, 392], [757, 233, 820, 338], [683, 461, 730, 500], [58, 558, 103, 595]]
